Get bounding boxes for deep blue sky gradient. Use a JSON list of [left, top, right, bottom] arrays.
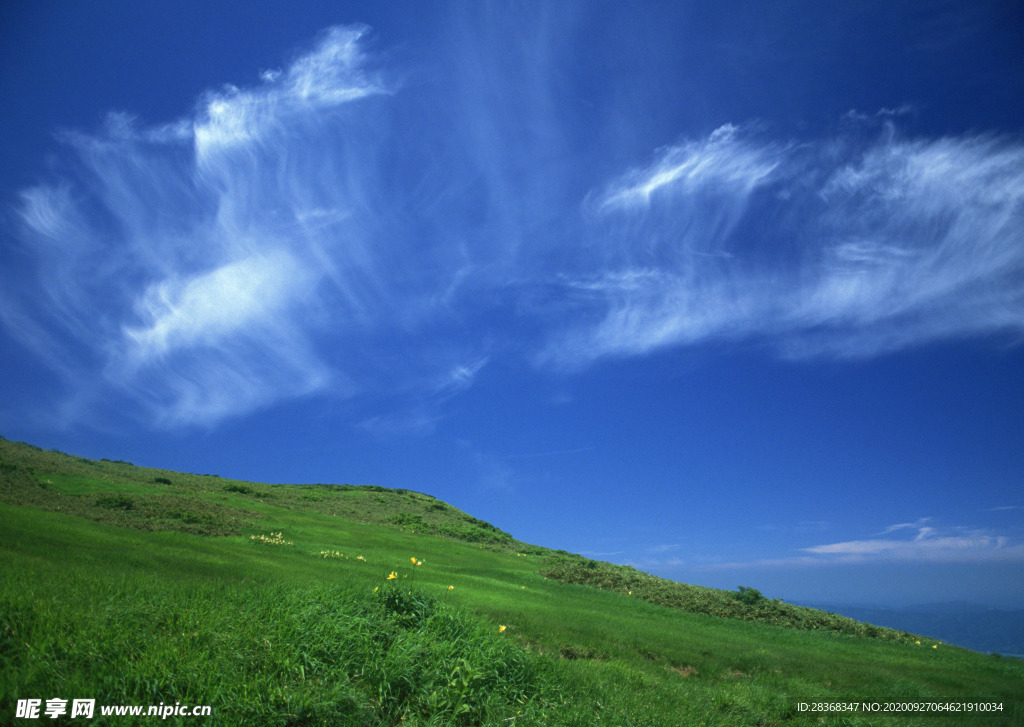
[[2, 1, 1023, 607]]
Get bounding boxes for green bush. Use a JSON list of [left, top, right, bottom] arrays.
[[389, 512, 425, 528], [734, 586, 764, 605], [94, 495, 133, 510]]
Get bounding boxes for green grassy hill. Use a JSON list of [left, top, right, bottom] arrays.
[[2, 437, 1021, 725]]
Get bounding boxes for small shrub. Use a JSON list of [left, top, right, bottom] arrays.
[[95, 495, 133, 510], [161, 508, 217, 525], [374, 584, 436, 627], [153, 477, 172, 485], [389, 513, 424, 528], [223, 484, 253, 494], [734, 586, 764, 605]]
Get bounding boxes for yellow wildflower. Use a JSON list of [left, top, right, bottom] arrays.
[[448, 585, 454, 591], [411, 557, 417, 565], [250, 531, 293, 546], [499, 625, 507, 633], [387, 571, 398, 580]]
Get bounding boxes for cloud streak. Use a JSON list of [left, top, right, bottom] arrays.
[[3, 23, 1024, 428], [2, 25, 478, 427], [593, 124, 781, 212], [702, 520, 1024, 570], [800, 534, 1016, 562], [541, 124, 1024, 367]]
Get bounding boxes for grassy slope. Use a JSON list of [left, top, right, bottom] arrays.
[[1, 438, 1021, 726]]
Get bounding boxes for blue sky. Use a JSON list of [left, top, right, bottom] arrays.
[[2, 1, 1023, 608]]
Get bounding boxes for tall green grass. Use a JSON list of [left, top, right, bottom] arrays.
[[2, 438, 1023, 725], [1, 567, 564, 725]]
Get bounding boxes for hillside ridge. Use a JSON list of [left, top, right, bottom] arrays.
[[3, 435, 1023, 725], [1, 435, 921, 644], [0, 436, 525, 548]]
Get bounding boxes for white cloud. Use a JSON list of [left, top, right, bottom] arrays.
[[4, 15, 1024, 432], [689, 518, 1024, 572], [878, 518, 932, 537], [2, 25, 391, 427], [360, 409, 441, 439], [434, 357, 489, 396], [128, 345, 333, 428], [594, 124, 780, 211], [193, 26, 385, 165], [121, 251, 311, 363], [800, 532, 1020, 563], [17, 185, 79, 241], [731, 525, 1023, 570], [647, 543, 682, 554], [541, 124, 1024, 367]]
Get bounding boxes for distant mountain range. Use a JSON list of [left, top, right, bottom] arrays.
[[800, 602, 1024, 657]]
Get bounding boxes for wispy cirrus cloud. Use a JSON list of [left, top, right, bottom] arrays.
[[193, 25, 384, 163], [592, 124, 781, 212], [799, 532, 1021, 564], [1, 25, 481, 428], [358, 357, 489, 439], [359, 409, 442, 439], [877, 518, 934, 538], [4, 20, 1024, 430], [702, 520, 1024, 570], [539, 123, 1024, 368]]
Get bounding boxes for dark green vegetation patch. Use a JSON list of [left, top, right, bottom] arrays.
[[541, 557, 911, 642]]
